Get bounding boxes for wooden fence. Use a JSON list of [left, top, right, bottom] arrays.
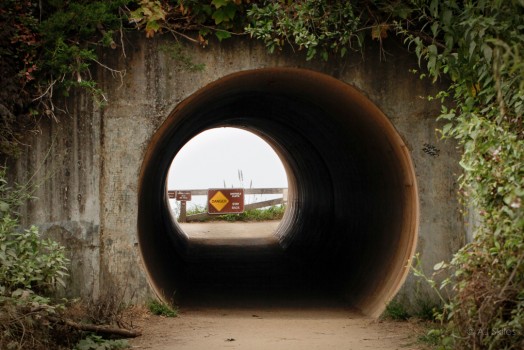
[[168, 188, 288, 222]]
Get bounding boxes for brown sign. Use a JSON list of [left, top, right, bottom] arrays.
[[175, 191, 192, 201], [208, 188, 244, 214]]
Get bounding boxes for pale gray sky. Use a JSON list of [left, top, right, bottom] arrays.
[[167, 127, 288, 208]]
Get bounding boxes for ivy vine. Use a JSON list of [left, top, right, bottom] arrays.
[[399, 2, 524, 349]]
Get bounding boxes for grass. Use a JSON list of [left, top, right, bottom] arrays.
[[381, 298, 444, 349], [414, 299, 442, 322], [382, 297, 442, 322], [147, 300, 177, 317], [221, 205, 285, 221], [382, 300, 411, 321], [418, 328, 442, 347], [184, 204, 286, 222]]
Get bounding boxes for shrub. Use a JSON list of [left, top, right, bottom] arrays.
[[74, 334, 129, 350], [401, 1, 524, 348], [0, 219, 69, 295], [0, 166, 71, 349]]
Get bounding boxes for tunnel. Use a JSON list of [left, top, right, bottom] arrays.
[[137, 67, 419, 317]]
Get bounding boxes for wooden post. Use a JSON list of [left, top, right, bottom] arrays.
[[179, 201, 187, 223]]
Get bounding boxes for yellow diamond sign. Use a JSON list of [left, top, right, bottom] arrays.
[[209, 191, 229, 212], [207, 189, 244, 214]]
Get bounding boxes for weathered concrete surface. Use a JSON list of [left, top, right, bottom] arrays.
[[14, 35, 464, 307]]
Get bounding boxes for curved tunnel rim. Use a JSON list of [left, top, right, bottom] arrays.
[[137, 67, 420, 317]]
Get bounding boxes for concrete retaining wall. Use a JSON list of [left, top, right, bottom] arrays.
[[15, 35, 464, 307]]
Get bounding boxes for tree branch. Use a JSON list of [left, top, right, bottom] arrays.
[[48, 316, 142, 338]]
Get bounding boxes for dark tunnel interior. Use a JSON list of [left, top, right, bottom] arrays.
[[137, 68, 419, 316]]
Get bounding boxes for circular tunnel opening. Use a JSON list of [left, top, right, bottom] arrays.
[[167, 127, 289, 240], [138, 68, 419, 316]]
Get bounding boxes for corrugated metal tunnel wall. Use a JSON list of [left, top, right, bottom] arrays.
[[138, 68, 419, 316]]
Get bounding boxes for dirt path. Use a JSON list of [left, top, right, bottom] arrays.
[[130, 221, 426, 349], [129, 306, 426, 350], [179, 221, 280, 241]]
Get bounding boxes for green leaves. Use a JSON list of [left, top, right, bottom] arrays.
[[212, 4, 237, 25], [211, 0, 229, 9], [398, 1, 524, 348], [0, 167, 69, 296], [211, 0, 238, 25], [0, 221, 69, 294], [147, 299, 178, 317], [215, 30, 232, 42], [245, 1, 361, 61], [129, 0, 166, 37], [426, 44, 439, 77], [0, 201, 9, 213], [482, 43, 493, 63], [74, 334, 129, 350]]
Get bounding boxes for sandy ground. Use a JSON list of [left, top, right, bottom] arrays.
[[128, 306, 426, 350], [129, 222, 427, 349], [179, 221, 280, 241]]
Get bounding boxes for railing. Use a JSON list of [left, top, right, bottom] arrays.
[[168, 188, 288, 222]]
